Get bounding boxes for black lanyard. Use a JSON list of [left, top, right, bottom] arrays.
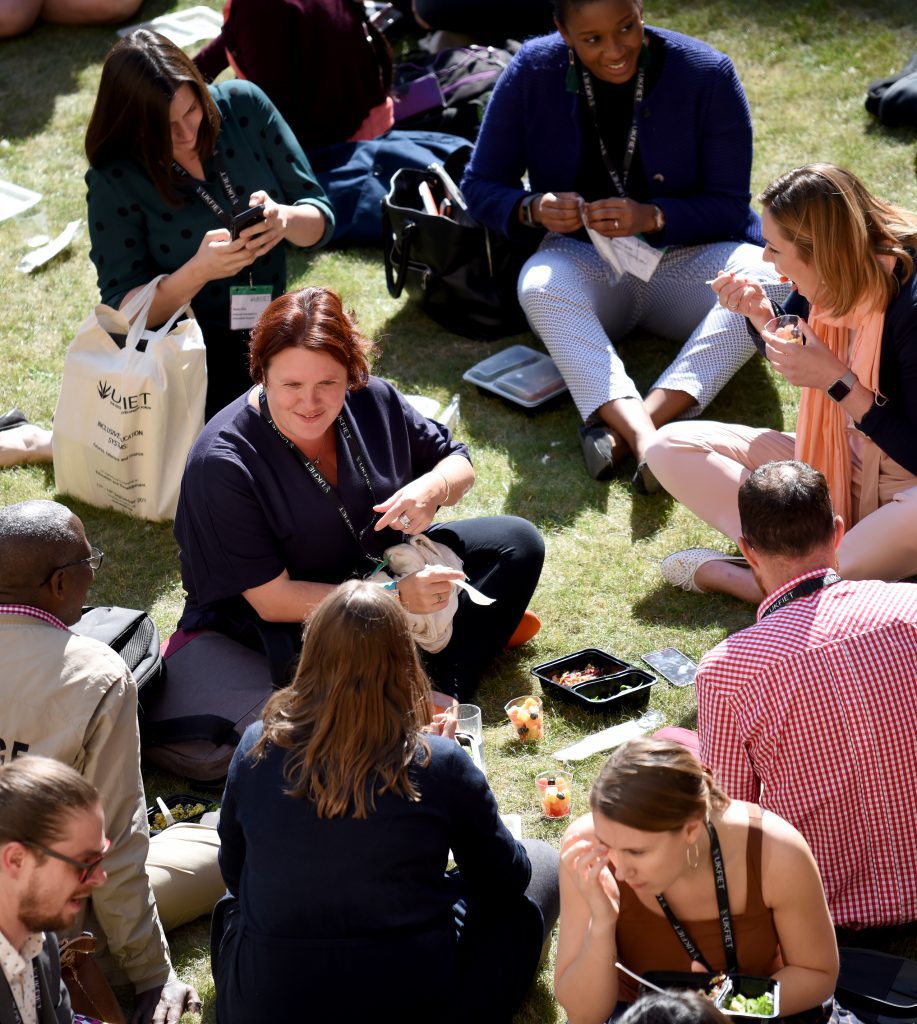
[[579, 60, 645, 199], [655, 820, 738, 975], [9, 962, 42, 1024], [760, 571, 842, 619], [258, 387, 387, 567], [172, 151, 242, 230]]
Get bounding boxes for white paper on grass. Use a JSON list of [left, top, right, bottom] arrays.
[[118, 6, 223, 46], [0, 180, 41, 223], [586, 226, 663, 283], [15, 219, 81, 273], [551, 709, 665, 762]]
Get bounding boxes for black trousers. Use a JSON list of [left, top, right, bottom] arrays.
[[232, 515, 545, 698]]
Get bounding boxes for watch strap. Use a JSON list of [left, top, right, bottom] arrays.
[[827, 370, 857, 402], [520, 193, 541, 228]]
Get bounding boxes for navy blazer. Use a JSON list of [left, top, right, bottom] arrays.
[[463, 28, 762, 248], [0, 932, 72, 1024]]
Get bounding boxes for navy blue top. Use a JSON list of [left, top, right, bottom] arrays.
[[216, 723, 531, 1017], [462, 28, 762, 247], [757, 268, 917, 475], [174, 377, 470, 629]]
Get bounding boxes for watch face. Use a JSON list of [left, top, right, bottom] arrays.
[[827, 377, 851, 402]]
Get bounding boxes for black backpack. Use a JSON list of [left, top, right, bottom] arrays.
[[71, 606, 164, 702], [393, 44, 518, 141]]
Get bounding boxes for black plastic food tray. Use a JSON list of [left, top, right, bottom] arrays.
[[531, 648, 655, 715], [147, 792, 211, 834], [641, 972, 780, 1020]]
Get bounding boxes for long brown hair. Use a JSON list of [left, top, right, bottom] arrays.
[[760, 163, 917, 317], [252, 581, 433, 819], [85, 30, 220, 204], [248, 287, 374, 389], [590, 738, 728, 831]]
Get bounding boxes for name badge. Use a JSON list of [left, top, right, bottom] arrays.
[[229, 285, 273, 330], [586, 228, 664, 282]]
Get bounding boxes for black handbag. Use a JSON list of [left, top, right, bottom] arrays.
[[381, 163, 529, 341]]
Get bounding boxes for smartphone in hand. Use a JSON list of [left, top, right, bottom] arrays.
[[641, 647, 697, 687], [230, 203, 265, 241]]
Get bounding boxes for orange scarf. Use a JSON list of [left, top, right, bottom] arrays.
[[794, 270, 891, 524]]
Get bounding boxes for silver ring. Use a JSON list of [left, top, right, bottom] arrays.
[[728, 302, 739, 311], [399, 513, 412, 529], [613, 218, 620, 230], [436, 593, 445, 604]]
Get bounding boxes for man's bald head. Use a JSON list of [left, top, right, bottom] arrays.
[[0, 500, 87, 598]]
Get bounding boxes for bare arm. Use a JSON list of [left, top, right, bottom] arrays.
[[373, 453, 475, 534], [760, 810, 839, 1015], [242, 570, 337, 623], [555, 815, 622, 1024]]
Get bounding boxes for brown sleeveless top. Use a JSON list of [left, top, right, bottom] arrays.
[[616, 806, 781, 1001]]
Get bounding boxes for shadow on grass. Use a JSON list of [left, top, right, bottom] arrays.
[[0, 0, 179, 140], [631, 584, 755, 636], [55, 493, 183, 619]]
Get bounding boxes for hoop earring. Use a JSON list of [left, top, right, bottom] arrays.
[[686, 843, 699, 870]]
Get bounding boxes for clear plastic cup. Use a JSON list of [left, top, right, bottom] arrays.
[[763, 314, 802, 343], [536, 770, 573, 818], [504, 694, 544, 743]]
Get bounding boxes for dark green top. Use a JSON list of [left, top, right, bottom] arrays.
[[85, 80, 335, 332]]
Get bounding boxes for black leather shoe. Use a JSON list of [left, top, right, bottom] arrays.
[[578, 424, 617, 481], [632, 460, 662, 495], [0, 408, 27, 432]]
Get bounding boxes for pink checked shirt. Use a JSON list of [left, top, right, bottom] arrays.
[[696, 569, 917, 928]]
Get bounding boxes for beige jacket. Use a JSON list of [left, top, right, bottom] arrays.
[[0, 612, 171, 992]]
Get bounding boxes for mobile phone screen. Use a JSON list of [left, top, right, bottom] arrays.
[[641, 647, 697, 687]]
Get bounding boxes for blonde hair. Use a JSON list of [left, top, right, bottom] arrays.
[[252, 581, 432, 819], [590, 737, 728, 830], [760, 163, 917, 317]]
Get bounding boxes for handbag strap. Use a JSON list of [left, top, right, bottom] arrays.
[[382, 201, 417, 299], [119, 275, 191, 351]]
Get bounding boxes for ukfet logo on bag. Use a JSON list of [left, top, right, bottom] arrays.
[[97, 380, 152, 411]]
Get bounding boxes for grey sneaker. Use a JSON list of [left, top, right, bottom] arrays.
[[578, 424, 616, 481]]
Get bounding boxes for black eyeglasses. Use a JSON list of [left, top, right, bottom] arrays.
[[21, 836, 111, 883], [42, 546, 104, 585]]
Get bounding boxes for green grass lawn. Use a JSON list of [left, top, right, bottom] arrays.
[[0, 2, 915, 1020]]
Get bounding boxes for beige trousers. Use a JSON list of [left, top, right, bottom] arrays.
[[646, 421, 917, 581], [147, 823, 224, 932]]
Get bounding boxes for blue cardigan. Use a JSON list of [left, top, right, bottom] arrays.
[[462, 28, 762, 248]]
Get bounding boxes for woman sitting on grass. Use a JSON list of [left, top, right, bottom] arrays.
[[85, 30, 334, 419], [174, 286, 544, 695], [647, 164, 917, 599], [212, 579, 559, 1023], [461, 0, 788, 487], [556, 738, 838, 1024]]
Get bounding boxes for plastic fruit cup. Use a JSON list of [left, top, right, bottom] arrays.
[[504, 694, 544, 743], [763, 314, 802, 343], [536, 771, 573, 818]]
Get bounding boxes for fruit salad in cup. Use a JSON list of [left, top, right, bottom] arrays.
[[536, 771, 573, 818], [505, 695, 544, 742]]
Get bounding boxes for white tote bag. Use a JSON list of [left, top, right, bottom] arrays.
[[52, 276, 206, 521]]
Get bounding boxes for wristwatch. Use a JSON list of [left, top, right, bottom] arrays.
[[520, 193, 541, 228], [651, 204, 665, 232], [827, 370, 858, 403]]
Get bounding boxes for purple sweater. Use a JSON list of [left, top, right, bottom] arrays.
[[195, 0, 388, 150], [462, 28, 763, 247]]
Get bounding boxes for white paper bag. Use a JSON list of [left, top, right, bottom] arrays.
[[52, 276, 206, 521]]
